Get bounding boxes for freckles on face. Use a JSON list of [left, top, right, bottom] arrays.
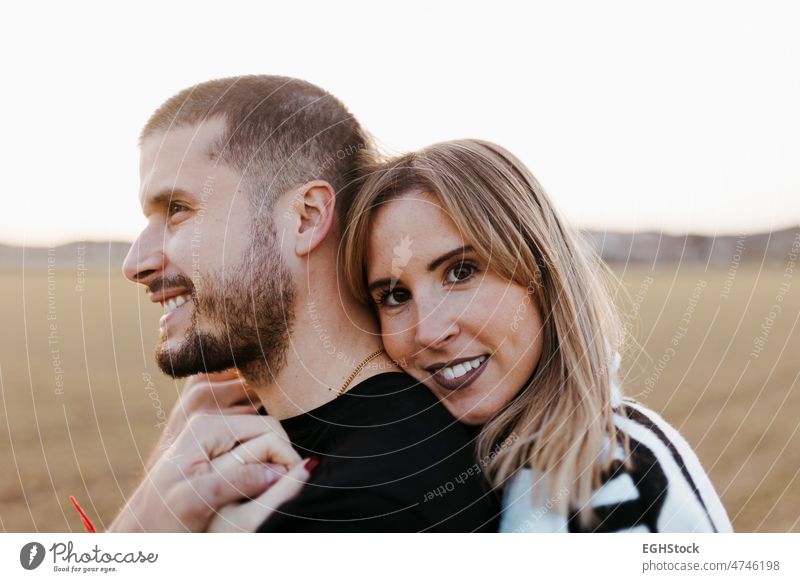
[[366, 192, 544, 425]]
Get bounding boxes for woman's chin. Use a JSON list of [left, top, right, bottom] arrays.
[[441, 398, 494, 426], [413, 374, 497, 424]]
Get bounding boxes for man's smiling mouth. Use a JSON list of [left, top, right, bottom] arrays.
[[163, 293, 191, 314], [155, 290, 194, 331]]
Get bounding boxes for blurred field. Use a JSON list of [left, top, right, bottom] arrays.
[[0, 262, 798, 532]]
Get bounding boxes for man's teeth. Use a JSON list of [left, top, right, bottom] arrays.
[[437, 355, 487, 380], [164, 294, 190, 314]]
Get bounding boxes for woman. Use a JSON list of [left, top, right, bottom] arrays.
[[341, 139, 733, 532]]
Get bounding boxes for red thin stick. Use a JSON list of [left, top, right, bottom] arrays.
[[69, 495, 96, 533]]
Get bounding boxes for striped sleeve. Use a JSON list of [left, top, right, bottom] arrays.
[[498, 401, 734, 533], [610, 401, 734, 533]]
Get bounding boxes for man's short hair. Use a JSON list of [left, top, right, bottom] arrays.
[[141, 75, 371, 220]]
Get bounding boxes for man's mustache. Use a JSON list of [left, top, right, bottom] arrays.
[[147, 274, 195, 296]]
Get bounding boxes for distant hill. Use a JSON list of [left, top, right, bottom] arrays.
[[582, 225, 800, 266], [0, 241, 131, 272], [2, 225, 798, 272]]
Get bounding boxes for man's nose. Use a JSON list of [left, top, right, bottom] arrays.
[[122, 227, 165, 286], [413, 298, 459, 350]]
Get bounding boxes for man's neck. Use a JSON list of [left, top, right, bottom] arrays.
[[240, 294, 401, 420]]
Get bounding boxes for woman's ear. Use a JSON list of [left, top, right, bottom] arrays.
[[292, 181, 336, 257]]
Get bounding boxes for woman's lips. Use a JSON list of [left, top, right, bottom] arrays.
[[430, 356, 489, 391]]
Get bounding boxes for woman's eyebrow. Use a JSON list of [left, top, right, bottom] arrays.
[[426, 245, 474, 272], [368, 277, 393, 293], [367, 245, 474, 292]]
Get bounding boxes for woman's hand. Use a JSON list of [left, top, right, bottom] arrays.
[[145, 369, 261, 471], [108, 414, 309, 532], [206, 453, 315, 532]]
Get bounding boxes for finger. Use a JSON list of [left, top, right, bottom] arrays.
[[210, 431, 300, 474], [208, 412, 287, 437], [255, 458, 313, 508], [186, 462, 282, 518], [207, 459, 314, 532], [184, 369, 241, 388], [219, 404, 261, 416], [180, 414, 284, 460], [262, 463, 288, 485], [199, 378, 255, 408], [231, 391, 262, 407], [182, 376, 255, 411], [232, 462, 286, 487], [203, 368, 242, 382], [259, 415, 288, 437]]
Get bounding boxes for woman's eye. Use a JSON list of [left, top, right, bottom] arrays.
[[445, 261, 476, 284], [375, 287, 410, 307]]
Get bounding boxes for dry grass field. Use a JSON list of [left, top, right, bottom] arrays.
[[0, 263, 798, 532]]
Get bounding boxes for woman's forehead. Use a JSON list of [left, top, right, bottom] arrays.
[[369, 198, 468, 259]]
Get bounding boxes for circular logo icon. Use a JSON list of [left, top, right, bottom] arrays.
[[20, 542, 46, 570]]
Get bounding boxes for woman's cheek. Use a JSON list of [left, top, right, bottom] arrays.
[[378, 316, 407, 367], [496, 286, 535, 333]]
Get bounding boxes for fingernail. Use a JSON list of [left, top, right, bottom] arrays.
[[304, 456, 321, 473]]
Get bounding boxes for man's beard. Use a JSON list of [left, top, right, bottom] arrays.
[[155, 222, 296, 381]]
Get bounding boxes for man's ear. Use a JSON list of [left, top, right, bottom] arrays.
[[291, 180, 336, 257]]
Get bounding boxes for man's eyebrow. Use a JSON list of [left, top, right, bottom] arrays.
[[143, 188, 197, 214], [426, 245, 474, 272]]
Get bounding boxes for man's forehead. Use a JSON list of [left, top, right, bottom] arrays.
[[138, 118, 229, 206], [140, 117, 226, 171]]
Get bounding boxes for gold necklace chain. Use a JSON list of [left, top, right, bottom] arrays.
[[335, 349, 385, 397]]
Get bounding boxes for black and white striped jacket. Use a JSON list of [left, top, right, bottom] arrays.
[[499, 399, 733, 533]]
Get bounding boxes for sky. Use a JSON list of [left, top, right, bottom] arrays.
[[1, 0, 799, 246]]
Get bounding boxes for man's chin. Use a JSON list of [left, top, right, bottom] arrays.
[[155, 336, 235, 379]]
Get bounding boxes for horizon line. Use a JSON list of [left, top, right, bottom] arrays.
[[2, 222, 799, 250]]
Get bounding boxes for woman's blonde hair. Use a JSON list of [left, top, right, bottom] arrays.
[[342, 139, 629, 527]]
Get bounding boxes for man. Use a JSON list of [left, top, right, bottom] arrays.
[[114, 76, 500, 531]]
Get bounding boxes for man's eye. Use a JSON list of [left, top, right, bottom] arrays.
[[375, 287, 410, 307], [445, 261, 476, 284], [168, 202, 189, 216]]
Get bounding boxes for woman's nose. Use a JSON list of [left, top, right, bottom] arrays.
[[413, 299, 460, 350]]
